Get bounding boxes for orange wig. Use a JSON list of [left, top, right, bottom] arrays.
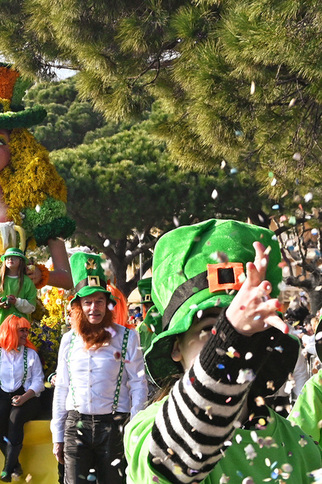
[[0, 314, 37, 352], [106, 281, 135, 330]]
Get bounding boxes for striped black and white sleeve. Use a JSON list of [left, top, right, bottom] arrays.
[[149, 310, 276, 483]]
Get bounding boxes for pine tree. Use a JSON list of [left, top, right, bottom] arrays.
[[51, 115, 266, 296], [0, 0, 320, 202]]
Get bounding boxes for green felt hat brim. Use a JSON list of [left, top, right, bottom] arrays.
[[1, 252, 28, 263], [0, 106, 47, 129], [71, 285, 116, 305], [145, 289, 234, 385]]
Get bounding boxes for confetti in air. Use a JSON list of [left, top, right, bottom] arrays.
[[304, 192, 313, 203], [244, 444, 257, 461], [173, 216, 180, 227], [211, 189, 218, 200]]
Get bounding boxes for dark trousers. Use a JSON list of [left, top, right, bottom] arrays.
[[0, 386, 40, 448], [64, 410, 129, 484]]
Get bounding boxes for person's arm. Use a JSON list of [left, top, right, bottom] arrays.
[[27, 238, 73, 290], [7, 276, 37, 313], [149, 311, 283, 483], [11, 388, 36, 407], [50, 332, 71, 448], [12, 349, 45, 405], [8, 296, 35, 314], [292, 349, 309, 399], [125, 330, 149, 418], [53, 442, 64, 465]]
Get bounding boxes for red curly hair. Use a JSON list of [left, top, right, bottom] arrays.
[[0, 314, 37, 352], [70, 296, 113, 350]]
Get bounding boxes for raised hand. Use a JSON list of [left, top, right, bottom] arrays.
[[226, 242, 287, 336]]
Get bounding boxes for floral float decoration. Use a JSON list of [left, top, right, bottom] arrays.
[[29, 284, 73, 378], [0, 62, 75, 253]]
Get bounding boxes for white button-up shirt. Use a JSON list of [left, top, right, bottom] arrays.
[[0, 346, 44, 395], [51, 323, 148, 442]]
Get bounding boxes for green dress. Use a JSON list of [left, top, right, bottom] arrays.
[[0, 275, 37, 323]]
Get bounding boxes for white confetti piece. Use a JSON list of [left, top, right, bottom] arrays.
[[173, 216, 180, 227], [211, 189, 218, 200]]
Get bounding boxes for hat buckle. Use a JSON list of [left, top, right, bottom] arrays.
[[207, 262, 244, 293]]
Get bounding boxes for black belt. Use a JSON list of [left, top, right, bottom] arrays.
[[68, 410, 128, 421], [0, 386, 24, 398]]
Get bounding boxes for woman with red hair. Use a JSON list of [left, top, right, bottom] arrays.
[[0, 315, 44, 482]]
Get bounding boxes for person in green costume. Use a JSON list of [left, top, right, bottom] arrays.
[[288, 316, 322, 448], [0, 248, 36, 324], [136, 277, 162, 355], [124, 219, 322, 484]]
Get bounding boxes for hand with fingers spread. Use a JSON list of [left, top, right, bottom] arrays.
[[226, 241, 288, 336]]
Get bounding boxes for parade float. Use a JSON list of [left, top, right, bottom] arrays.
[[0, 63, 75, 483]]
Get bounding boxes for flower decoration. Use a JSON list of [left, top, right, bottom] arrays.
[[0, 127, 75, 245], [29, 286, 73, 378]]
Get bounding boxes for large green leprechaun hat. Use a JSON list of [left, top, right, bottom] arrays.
[[145, 218, 285, 383], [70, 252, 115, 303], [0, 63, 46, 129]]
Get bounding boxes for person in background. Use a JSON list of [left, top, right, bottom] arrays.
[[0, 248, 37, 324], [0, 314, 44, 482], [124, 219, 322, 484], [288, 313, 322, 446], [51, 252, 148, 484], [133, 306, 142, 319]]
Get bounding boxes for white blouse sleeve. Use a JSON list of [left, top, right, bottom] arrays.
[[50, 331, 72, 443], [26, 349, 45, 395], [125, 330, 148, 419]]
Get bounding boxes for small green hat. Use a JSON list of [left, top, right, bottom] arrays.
[[138, 277, 153, 304], [1, 247, 28, 263], [70, 252, 114, 303], [145, 219, 283, 383], [0, 63, 46, 129]]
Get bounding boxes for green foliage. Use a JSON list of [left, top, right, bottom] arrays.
[[1, 0, 320, 204], [51, 115, 265, 295], [24, 76, 106, 150]]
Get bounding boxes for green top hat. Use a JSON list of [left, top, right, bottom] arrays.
[[0, 63, 46, 129], [1, 247, 28, 263], [145, 219, 283, 383], [70, 252, 115, 303], [137, 277, 152, 304]]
